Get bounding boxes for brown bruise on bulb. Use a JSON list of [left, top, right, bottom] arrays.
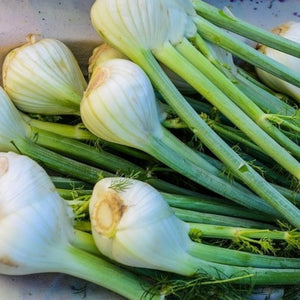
[[88, 44, 109, 76], [256, 41, 266, 53], [88, 43, 127, 78], [271, 22, 292, 37], [85, 66, 110, 96], [256, 22, 291, 53], [0, 256, 19, 268], [0, 157, 9, 177], [91, 190, 127, 238]]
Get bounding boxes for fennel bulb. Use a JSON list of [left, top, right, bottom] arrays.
[[81, 58, 163, 148], [90, 177, 300, 284], [256, 22, 300, 103], [89, 177, 200, 275], [0, 151, 73, 274], [88, 43, 128, 78], [2, 36, 87, 115], [0, 152, 163, 300], [91, 0, 196, 56], [0, 87, 31, 152]]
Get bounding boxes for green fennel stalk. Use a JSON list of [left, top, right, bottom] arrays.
[[172, 208, 276, 229], [189, 223, 300, 244], [163, 116, 293, 188], [146, 49, 300, 227], [24, 114, 154, 161], [192, 0, 300, 58], [193, 15, 300, 88], [193, 34, 300, 130], [175, 38, 300, 160]]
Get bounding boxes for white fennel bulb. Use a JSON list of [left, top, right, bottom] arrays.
[[88, 43, 128, 78], [0, 87, 31, 152], [2, 36, 87, 115], [256, 22, 300, 103], [81, 58, 163, 149], [89, 177, 198, 275], [0, 152, 73, 274], [90, 0, 196, 57]]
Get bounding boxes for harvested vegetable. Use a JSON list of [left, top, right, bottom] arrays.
[[256, 22, 300, 103], [88, 43, 128, 78], [1, 0, 300, 298], [2, 36, 86, 115], [0, 152, 163, 300], [89, 177, 300, 284]]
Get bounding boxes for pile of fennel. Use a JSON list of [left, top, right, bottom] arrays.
[[1, 0, 300, 298]]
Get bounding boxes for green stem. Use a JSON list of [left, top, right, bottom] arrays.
[[271, 184, 300, 207], [145, 128, 279, 216], [60, 185, 274, 224], [72, 229, 99, 256], [183, 253, 300, 285], [162, 192, 274, 223], [71, 228, 300, 288], [118, 40, 300, 227], [74, 220, 92, 232], [204, 151, 300, 207], [236, 69, 300, 121], [32, 127, 145, 175], [51, 176, 93, 190], [163, 115, 266, 158], [176, 38, 300, 163], [25, 115, 153, 161], [151, 44, 300, 229], [154, 124, 227, 178], [187, 241, 300, 269], [172, 207, 276, 229], [198, 152, 300, 207], [192, 0, 300, 58], [59, 245, 163, 300], [157, 121, 260, 199], [199, 146, 300, 205], [13, 138, 111, 184], [164, 114, 293, 187], [194, 15, 300, 88], [189, 223, 299, 241], [265, 114, 300, 134], [23, 115, 97, 140], [59, 188, 92, 199], [236, 152, 292, 189], [32, 127, 203, 196]]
